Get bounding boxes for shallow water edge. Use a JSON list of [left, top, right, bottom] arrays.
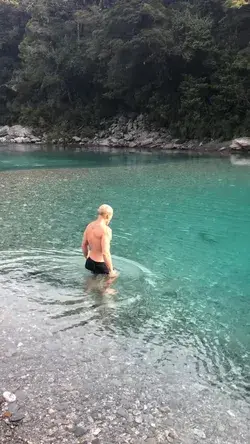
[[0, 141, 233, 157]]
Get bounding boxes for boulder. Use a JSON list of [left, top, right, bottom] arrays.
[[114, 131, 124, 139], [109, 137, 119, 145], [162, 143, 175, 150], [30, 137, 41, 143], [72, 136, 81, 142], [128, 141, 137, 148], [124, 134, 134, 142], [0, 136, 7, 143], [139, 137, 154, 147], [98, 138, 111, 147], [230, 137, 250, 151], [99, 130, 106, 139], [0, 125, 9, 137], [8, 125, 33, 138]]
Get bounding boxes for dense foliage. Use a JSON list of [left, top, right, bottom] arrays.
[[0, 0, 250, 139]]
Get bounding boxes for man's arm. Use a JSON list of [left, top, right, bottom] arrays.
[[81, 229, 89, 259], [101, 228, 114, 274]]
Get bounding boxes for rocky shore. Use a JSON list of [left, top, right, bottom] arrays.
[[1, 298, 249, 444], [0, 117, 250, 154]]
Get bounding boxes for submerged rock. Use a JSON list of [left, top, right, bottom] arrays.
[[116, 407, 129, 418], [10, 410, 25, 423], [72, 425, 88, 437]]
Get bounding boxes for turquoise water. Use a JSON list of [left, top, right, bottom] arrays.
[[0, 150, 249, 401]]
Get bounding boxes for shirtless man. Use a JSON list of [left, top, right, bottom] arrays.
[[82, 204, 117, 277]]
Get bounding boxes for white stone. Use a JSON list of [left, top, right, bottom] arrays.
[[72, 136, 81, 142], [93, 428, 101, 435], [3, 391, 16, 403], [234, 137, 250, 147], [13, 137, 27, 143], [193, 428, 206, 439]]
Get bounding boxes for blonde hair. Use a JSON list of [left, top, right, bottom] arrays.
[[98, 204, 113, 217]]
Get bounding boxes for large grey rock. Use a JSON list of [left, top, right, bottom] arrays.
[[98, 138, 111, 147], [161, 143, 174, 150], [0, 136, 7, 143], [124, 134, 134, 142], [139, 137, 154, 147], [128, 141, 137, 148], [109, 137, 119, 145], [8, 125, 33, 138], [0, 125, 9, 137], [230, 137, 250, 151]]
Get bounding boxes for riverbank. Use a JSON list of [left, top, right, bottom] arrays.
[[0, 118, 250, 156]]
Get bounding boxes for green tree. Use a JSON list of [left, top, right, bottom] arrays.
[[0, 0, 28, 124], [0, 0, 249, 139]]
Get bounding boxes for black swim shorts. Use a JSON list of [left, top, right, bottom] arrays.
[[85, 257, 109, 275]]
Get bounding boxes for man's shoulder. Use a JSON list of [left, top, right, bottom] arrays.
[[102, 225, 112, 237], [84, 222, 91, 231], [106, 226, 112, 238]]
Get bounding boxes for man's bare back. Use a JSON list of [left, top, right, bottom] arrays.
[[84, 220, 112, 263], [82, 204, 117, 277]]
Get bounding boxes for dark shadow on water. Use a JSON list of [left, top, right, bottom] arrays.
[[199, 231, 218, 244]]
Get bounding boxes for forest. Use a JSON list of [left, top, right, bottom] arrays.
[[0, 0, 250, 139]]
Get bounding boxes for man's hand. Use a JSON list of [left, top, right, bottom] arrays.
[[109, 269, 119, 278]]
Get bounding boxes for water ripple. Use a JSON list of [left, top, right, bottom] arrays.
[[0, 248, 249, 401]]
